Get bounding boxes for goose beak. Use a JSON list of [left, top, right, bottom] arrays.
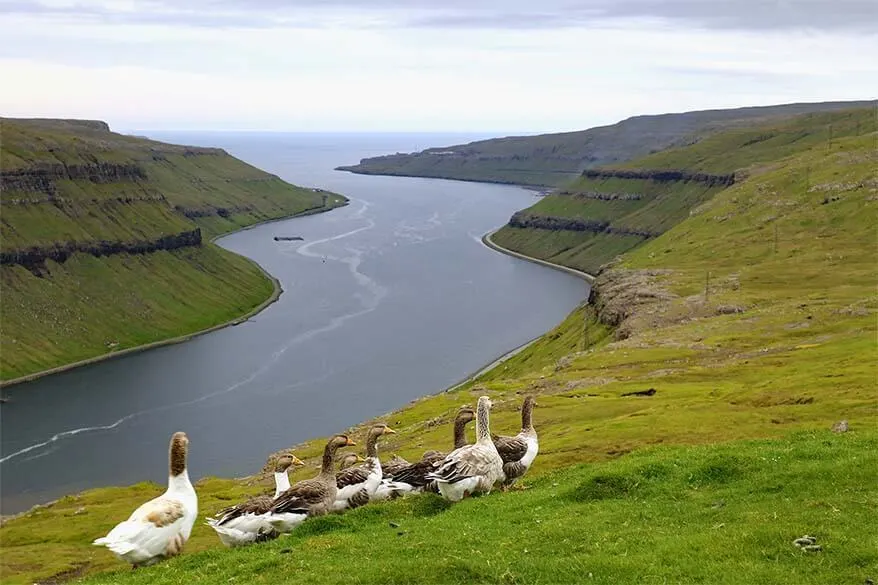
[[383, 427, 397, 435], [346, 438, 357, 446], [357, 454, 366, 462], [291, 455, 305, 466]]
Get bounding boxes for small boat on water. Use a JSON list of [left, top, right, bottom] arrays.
[[273, 236, 304, 241]]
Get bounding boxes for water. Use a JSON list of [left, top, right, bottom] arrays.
[[0, 133, 587, 514]]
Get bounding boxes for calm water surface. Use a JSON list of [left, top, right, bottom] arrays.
[[0, 134, 587, 514]]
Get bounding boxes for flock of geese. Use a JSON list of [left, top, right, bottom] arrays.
[[93, 395, 538, 567]]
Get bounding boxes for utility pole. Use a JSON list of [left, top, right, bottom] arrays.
[[704, 271, 710, 301]]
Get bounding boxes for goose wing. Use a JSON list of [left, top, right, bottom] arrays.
[[382, 456, 410, 478], [492, 433, 529, 464], [213, 495, 274, 525], [427, 445, 498, 484], [270, 479, 329, 515], [336, 462, 373, 489], [389, 456, 441, 488], [94, 496, 187, 561]]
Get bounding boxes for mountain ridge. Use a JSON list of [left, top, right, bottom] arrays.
[[337, 100, 877, 187]]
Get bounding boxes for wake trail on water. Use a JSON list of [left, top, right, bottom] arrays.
[[2, 201, 386, 466]]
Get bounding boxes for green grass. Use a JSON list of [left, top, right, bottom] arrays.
[[1, 120, 875, 585], [0, 118, 347, 380], [18, 431, 873, 585]]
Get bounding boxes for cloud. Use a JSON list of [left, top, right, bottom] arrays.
[[2, 0, 877, 32], [0, 0, 875, 131]]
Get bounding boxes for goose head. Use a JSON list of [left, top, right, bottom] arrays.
[[275, 453, 305, 473], [338, 453, 366, 470]]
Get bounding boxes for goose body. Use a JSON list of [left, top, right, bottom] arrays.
[[381, 454, 410, 479], [206, 454, 303, 548], [426, 398, 504, 502], [267, 435, 356, 532], [93, 432, 198, 567], [333, 424, 395, 511], [374, 408, 474, 500], [493, 396, 539, 487]]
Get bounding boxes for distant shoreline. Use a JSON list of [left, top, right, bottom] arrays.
[[335, 165, 555, 193], [0, 201, 347, 390]]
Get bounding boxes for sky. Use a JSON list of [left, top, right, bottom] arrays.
[[0, 0, 876, 132]]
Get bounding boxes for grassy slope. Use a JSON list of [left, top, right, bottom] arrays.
[[0, 119, 347, 380], [338, 100, 875, 187], [492, 107, 877, 274], [1, 119, 347, 241], [55, 433, 878, 585], [0, 248, 273, 378], [2, 125, 875, 584]]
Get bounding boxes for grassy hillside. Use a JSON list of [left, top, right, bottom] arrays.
[[338, 100, 875, 187], [28, 432, 878, 585], [1, 117, 874, 584], [492, 106, 877, 274], [0, 119, 348, 381]]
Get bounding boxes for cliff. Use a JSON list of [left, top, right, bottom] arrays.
[[1, 229, 202, 274]]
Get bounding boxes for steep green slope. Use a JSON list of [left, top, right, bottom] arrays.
[[0, 119, 348, 382], [338, 100, 874, 187], [1, 117, 874, 585], [492, 106, 877, 274]]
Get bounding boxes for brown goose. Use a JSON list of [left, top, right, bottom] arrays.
[[206, 453, 304, 547], [338, 453, 366, 470], [426, 396, 504, 501], [267, 435, 356, 532], [333, 424, 396, 511], [375, 407, 475, 498], [492, 396, 539, 488]]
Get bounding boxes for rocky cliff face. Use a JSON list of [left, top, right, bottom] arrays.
[[1, 229, 203, 275], [580, 168, 735, 187], [509, 212, 660, 238], [1, 163, 148, 195], [557, 190, 643, 201], [176, 204, 255, 219], [587, 267, 677, 339]]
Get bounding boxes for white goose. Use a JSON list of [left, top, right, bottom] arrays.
[[93, 432, 198, 567], [426, 396, 504, 502], [333, 424, 395, 511], [206, 453, 304, 547]]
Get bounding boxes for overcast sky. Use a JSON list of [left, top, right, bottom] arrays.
[[1, 0, 876, 132]]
